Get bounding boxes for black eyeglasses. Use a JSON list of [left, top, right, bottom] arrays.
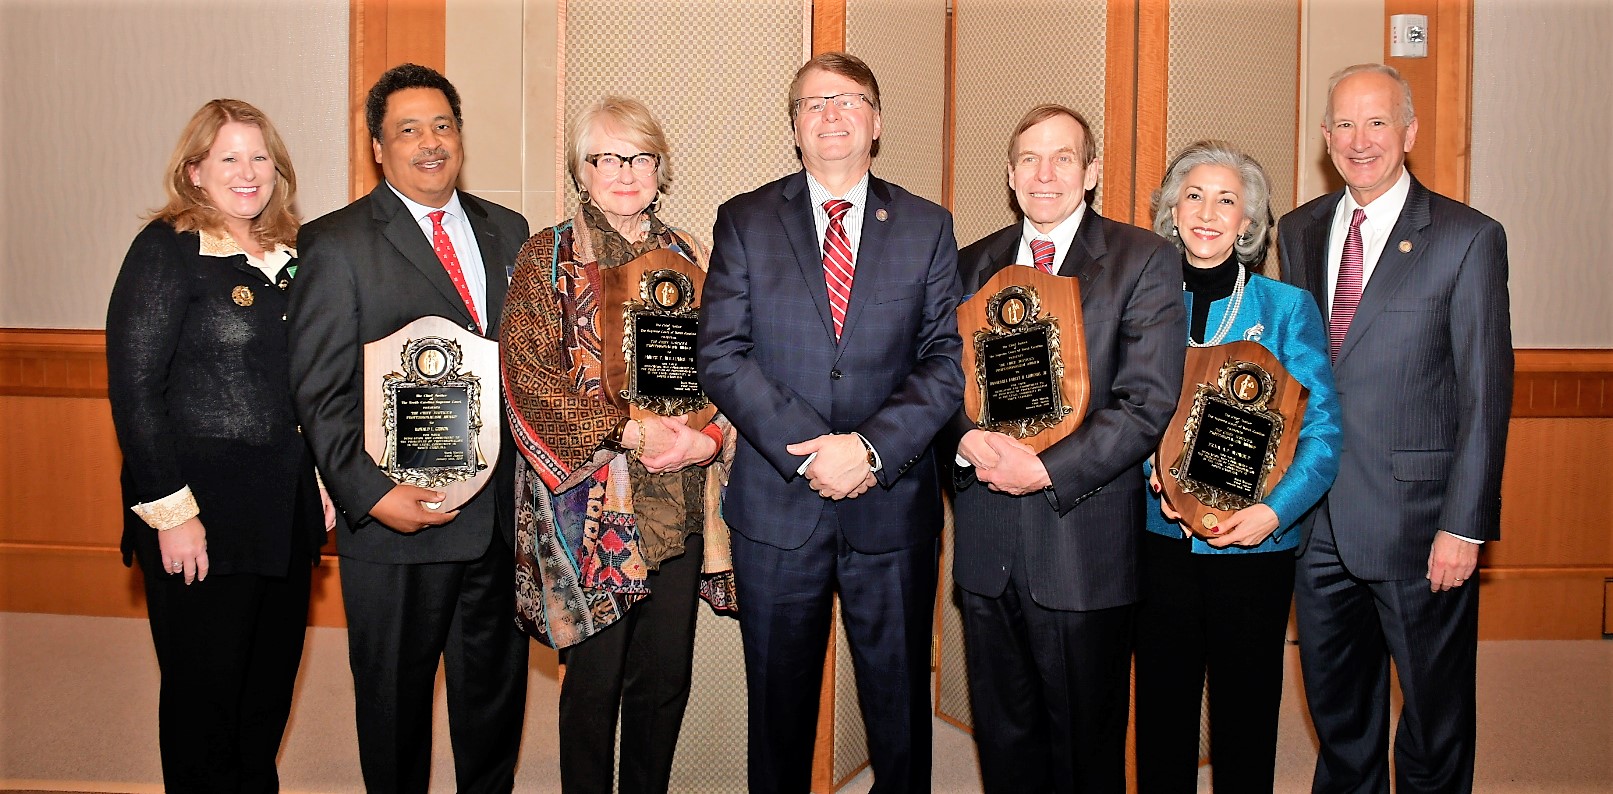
[[793, 92, 870, 115], [584, 152, 659, 176]]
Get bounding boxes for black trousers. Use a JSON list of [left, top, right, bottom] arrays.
[[558, 532, 703, 794], [1295, 518, 1478, 794], [1133, 532, 1296, 793], [730, 512, 936, 794], [139, 546, 312, 794], [338, 534, 530, 794], [959, 577, 1134, 794]]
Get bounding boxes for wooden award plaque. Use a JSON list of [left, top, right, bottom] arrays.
[[599, 248, 715, 432], [957, 266, 1089, 453], [1156, 340, 1308, 539], [362, 315, 501, 512]]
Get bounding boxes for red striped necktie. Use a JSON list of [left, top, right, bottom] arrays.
[[429, 210, 480, 332], [1030, 238, 1056, 274], [822, 199, 855, 339], [1330, 208, 1366, 362]]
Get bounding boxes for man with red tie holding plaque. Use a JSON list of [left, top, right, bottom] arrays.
[[937, 104, 1185, 793], [697, 53, 963, 794]]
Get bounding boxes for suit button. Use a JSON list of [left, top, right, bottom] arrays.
[[467, 322, 476, 331], [282, 314, 288, 321], [830, 369, 843, 380]]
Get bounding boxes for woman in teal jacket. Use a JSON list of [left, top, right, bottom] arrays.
[[1134, 140, 1341, 793]]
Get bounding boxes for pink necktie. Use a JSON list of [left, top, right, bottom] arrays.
[[822, 199, 855, 338], [429, 210, 480, 331], [1330, 208, 1366, 362], [1030, 238, 1056, 274]]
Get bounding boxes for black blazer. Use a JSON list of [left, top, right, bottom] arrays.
[[107, 221, 323, 577], [1278, 177, 1511, 579], [287, 185, 529, 565], [938, 213, 1185, 611], [697, 171, 964, 553]]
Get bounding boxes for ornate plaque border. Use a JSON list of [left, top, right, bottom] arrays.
[[380, 335, 488, 491], [619, 268, 709, 416], [1169, 359, 1285, 511], [972, 283, 1073, 438]]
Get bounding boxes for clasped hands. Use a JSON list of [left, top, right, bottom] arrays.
[[1148, 466, 1279, 548], [958, 429, 1052, 496], [787, 433, 876, 500], [621, 414, 719, 473]]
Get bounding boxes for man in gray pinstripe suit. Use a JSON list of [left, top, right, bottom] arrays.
[[1279, 63, 1512, 794]]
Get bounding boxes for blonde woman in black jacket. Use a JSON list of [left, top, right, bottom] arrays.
[[106, 99, 326, 793]]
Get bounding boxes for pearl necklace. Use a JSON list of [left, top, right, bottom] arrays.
[[1186, 263, 1247, 347]]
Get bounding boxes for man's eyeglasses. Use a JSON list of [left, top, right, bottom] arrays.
[[584, 152, 659, 177], [793, 92, 870, 115]]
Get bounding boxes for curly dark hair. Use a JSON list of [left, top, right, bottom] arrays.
[[365, 63, 463, 141]]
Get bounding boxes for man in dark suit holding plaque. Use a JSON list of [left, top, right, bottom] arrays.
[[1279, 63, 1511, 794], [937, 104, 1184, 793], [287, 64, 529, 793], [697, 52, 963, 793]]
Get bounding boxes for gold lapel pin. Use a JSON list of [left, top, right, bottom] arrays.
[[874, 208, 889, 222], [231, 286, 255, 307], [1398, 240, 1413, 253]]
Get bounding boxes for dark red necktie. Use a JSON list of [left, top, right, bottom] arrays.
[[1330, 208, 1366, 362], [822, 199, 855, 338], [1030, 238, 1056, 274], [429, 210, 480, 331]]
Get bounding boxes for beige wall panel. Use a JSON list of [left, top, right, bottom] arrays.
[[448, 0, 528, 200], [846, 0, 948, 205], [564, 0, 805, 251], [1167, 0, 1300, 229], [1297, 0, 1383, 204], [1471, 0, 1612, 348], [952, 0, 1108, 248], [0, 0, 349, 330]]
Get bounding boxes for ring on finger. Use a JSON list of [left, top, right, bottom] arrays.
[[172, 561, 183, 572]]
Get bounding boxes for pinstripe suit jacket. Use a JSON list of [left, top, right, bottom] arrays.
[[1278, 177, 1512, 581], [697, 171, 964, 553], [940, 213, 1186, 612]]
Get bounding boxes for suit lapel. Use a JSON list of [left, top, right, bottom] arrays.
[[1300, 195, 1339, 319], [461, 193, 510, 336], [1064, 209, 1108, 292], [779, 172, 838, 342], [373, 184, 477, 330], [964, 227, 1019, 297], [1335, 179, 1432, 365], [835, 177, 891, 348]]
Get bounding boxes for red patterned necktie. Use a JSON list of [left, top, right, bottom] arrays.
[[1330, 208, 1367, 362], [1030, 238, 1056, 274], [428, 210, 480, 331], [822, 199, 856, 339]]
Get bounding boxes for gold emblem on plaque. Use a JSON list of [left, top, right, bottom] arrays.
[[378, 336, 488, 489], [972, 284, 1073, 438], [1201, 514, 1219, 530], [231, 286, 254, 306], [619, 269, 709, 416]]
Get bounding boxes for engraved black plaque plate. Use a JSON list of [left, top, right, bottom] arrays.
[[393, 385, 473, 470], [1181, 399, 1272, 501], [631, 314, 701, 399], [980, 328, 1057, 423]]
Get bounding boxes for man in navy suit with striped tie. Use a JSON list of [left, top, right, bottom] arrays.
[[1279, 63, 1512, 794], [697, 52, 963, 794]]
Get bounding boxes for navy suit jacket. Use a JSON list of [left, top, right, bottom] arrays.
[[288, 184, 529, 565], [697, 171, 964, 553], [1278, 176, 1511, 581], [938, 213, 1185, 611]]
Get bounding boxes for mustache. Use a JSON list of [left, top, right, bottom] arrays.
[[411, 148, 451, 165]]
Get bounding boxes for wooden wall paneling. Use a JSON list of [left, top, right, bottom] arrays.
[[1385, 0, 1472, 201], [812, 0, 847, 55], [1131, 0, 1169, 225], [348, 0, 448, 200], [1477, 569, 1613, 640], [1101, 0, 1138, 223], [1604, 579, 1613, 636]]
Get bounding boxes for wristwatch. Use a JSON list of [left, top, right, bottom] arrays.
[[601, 417, 633, 453]]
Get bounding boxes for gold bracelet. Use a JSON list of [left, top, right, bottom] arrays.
[[630, 419, 647, 459]]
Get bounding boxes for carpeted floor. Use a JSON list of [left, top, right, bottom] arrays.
[[1, 611, 1609, 792]]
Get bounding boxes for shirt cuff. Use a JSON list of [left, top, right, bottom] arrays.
[[954, 453, 972, 468], [131, 486, 200, 531], [854, 432, 883, 473], [796, 451, 817, 475], [1442, 530, 1485, 545]]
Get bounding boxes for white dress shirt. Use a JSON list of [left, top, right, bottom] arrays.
[[1014, 203, 1087, 273], [388, 183, 489, 330], [1326, 167, 1411, 309]]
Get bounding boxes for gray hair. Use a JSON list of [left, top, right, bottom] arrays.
[[1324, 63, 1416, 126], [568, 95, 674, 193], [1151, 140, 1274, 267]]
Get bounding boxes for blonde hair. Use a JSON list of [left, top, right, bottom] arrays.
[[149, 99, 298, 248], [568, 96, 674, 194]]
